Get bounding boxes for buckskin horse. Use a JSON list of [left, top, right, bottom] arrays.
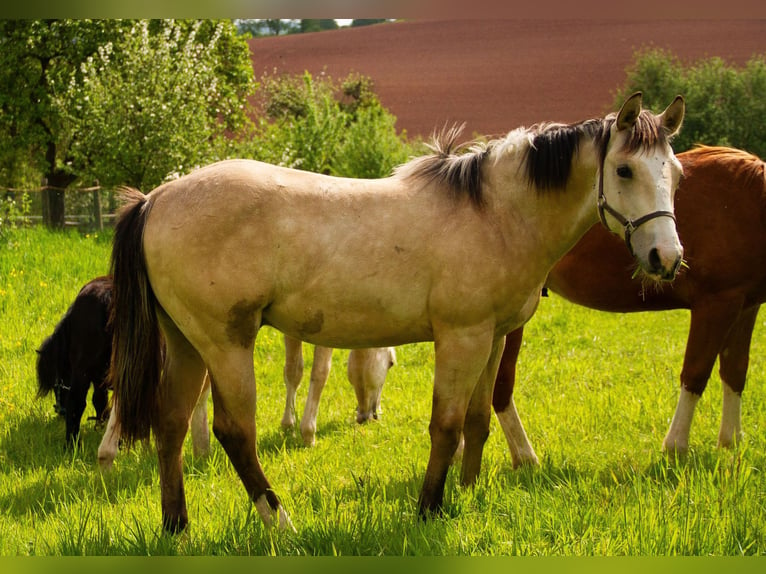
[[281, 335, 396, 446], [108, 92, 684, 532], [492, 145, 766, 467]]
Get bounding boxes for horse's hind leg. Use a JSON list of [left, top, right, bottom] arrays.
[[300, 345, 333, 446], [208, 341, 294, 530], [97, 398, 121, 470], [492, 328, 540, 467], [281, 335, 304, 430], [154, 311, 208, 533], [716, 305, 758, 448]]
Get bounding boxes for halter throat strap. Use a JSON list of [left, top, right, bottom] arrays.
[[596, 128, 676, 256]]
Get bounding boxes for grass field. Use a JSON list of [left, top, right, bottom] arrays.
[[1, 227, 765, 555]]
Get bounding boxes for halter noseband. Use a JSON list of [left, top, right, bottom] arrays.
[[596, 128, 676, 256]]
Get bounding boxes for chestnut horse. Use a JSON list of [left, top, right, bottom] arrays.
[[492, 146, 766, 467], [281, 335, 396, 446], [108, 93, 684, 532]]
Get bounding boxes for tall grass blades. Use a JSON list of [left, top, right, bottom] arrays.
[[1, 227, 765, 555]]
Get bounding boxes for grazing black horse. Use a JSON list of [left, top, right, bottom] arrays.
[[36, 275, 113, 446]]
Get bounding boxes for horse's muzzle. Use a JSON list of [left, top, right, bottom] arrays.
[[646, 247, 684, 281]]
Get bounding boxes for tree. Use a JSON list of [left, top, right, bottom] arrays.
[[0, 20, 129, 227], [299, 20, 339, 33], [55, 20, 256, 192]]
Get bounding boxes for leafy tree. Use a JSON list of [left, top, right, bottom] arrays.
[[0, 19, 255, 227], [57, 19, 256, 193], [235, 19, 300, 36], [351, 20, 390, 27], [0, 19, 129, 227], [614, 49, 766, 158], [300, 20, 339, 33]]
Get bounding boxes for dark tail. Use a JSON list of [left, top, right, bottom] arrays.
[[36, 321, 69, 398], [107, 187, 162, 445]]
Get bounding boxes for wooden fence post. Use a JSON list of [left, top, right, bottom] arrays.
[[41, 178, 50, 227], [92, 181, 103, 231]]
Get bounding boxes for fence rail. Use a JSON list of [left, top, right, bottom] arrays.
[[2, 184, 115, 230]]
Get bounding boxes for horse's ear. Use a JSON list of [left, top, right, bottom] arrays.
[[659, 95, 685, 138], [616, 92, 643, 131]]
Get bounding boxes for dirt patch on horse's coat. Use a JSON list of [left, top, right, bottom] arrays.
[[299, 310, 324, 336], [226, 300, 261, 348]]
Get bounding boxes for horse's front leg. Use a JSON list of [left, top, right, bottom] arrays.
[[716, 305, 758, 448], [663, 297, 743, 453], [418, 324, 494, 517], [64, 374, 89, 448], [300, 345, 333, 446], [281, 335, 304, 430], [492, 327, 539, 467], [461, 335, 506, 486]]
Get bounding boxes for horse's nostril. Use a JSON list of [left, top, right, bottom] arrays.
[[648, 247, 661, 271]]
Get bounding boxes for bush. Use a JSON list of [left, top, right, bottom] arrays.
[[614, 49, 766, 158], [235, 71, 414, 178]]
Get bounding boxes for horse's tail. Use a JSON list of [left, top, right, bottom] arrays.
[[35, 318, 69, 398], [107, 187, 162, 445]]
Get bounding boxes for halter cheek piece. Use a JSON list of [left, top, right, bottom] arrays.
[[596, 129, 676, 257]]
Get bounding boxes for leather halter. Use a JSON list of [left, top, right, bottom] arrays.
[[596, 128, 676, 256]]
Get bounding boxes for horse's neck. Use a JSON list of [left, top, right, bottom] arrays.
[[498, 148, 601, 268]]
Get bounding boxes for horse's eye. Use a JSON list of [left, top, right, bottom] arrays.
[[617, 165, 633, 179]]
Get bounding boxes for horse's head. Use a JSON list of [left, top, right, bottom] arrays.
[[598, 92, 685, 281], [349, 347, 396, 424]]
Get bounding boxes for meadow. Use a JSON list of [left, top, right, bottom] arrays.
[[0, 227, 764, 555]]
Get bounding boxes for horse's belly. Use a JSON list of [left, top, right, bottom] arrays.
[[263, 300, 433, 348]]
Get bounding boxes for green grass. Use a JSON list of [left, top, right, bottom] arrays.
[[1, 227, 765, 555]]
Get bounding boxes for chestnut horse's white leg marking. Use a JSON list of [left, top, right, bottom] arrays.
[[281, 335, 304, 430], [300, 345, 333, 446], [494, 398, 539, 467], [662, 388, 699, 453], [97, 399, 121, 471], [718, 383, 742, 448]]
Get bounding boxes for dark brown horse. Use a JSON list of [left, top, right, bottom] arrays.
[[36, 276, 113, 446], [492, 146, 766, 466]]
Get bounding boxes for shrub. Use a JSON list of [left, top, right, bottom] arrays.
[[236, 71, 414, 178], [614, 49, 766, 158]]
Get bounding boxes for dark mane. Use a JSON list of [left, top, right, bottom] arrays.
[[525, 108, 674, 193], [524, 119, 605, 192], [394, 124, 488, 207], [397, 108, 676, 200]]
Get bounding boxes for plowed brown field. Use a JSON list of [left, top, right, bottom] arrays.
[[249, 19, 765, 139]]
